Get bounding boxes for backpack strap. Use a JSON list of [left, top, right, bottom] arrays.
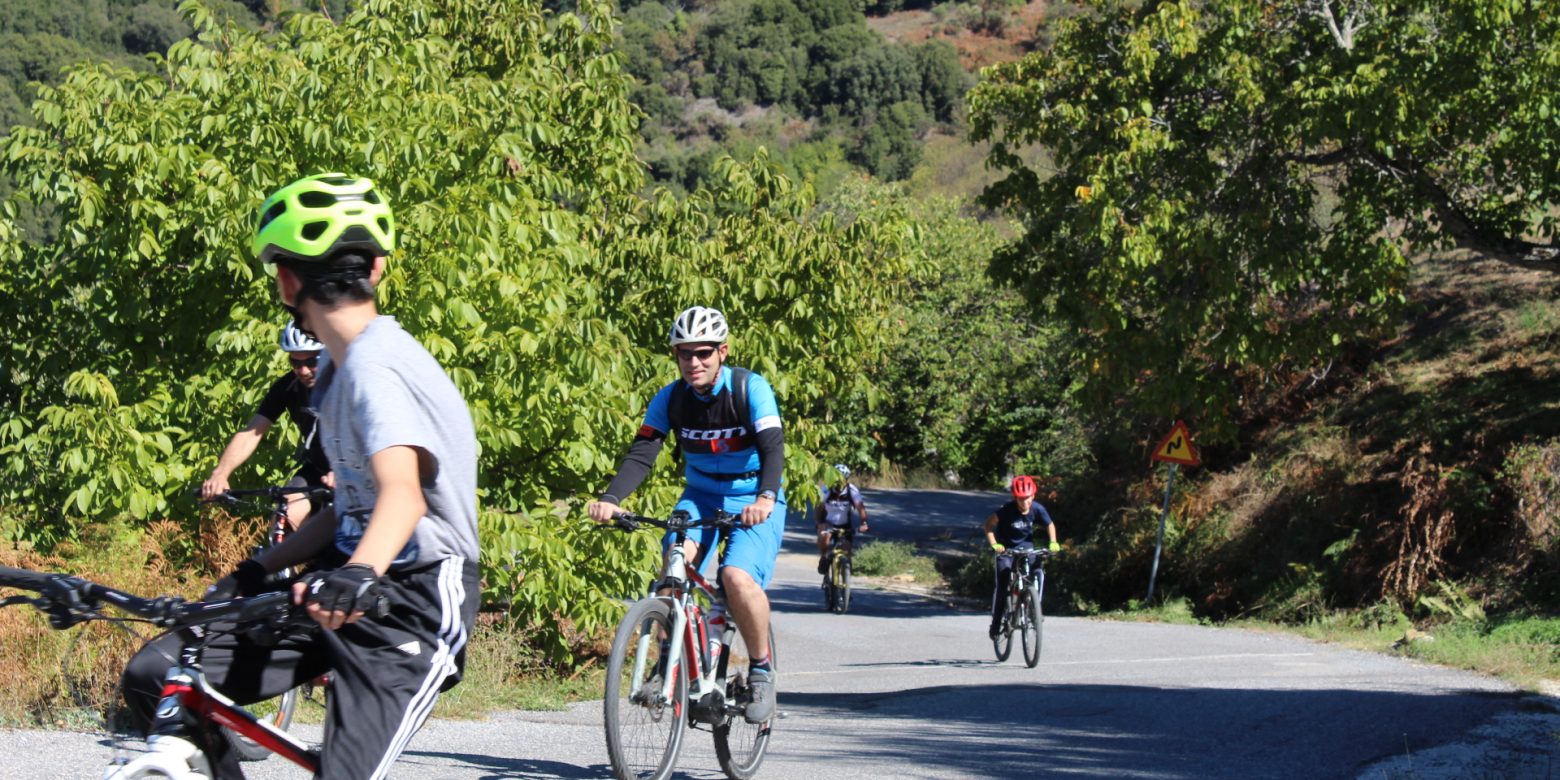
[[727, 366, 752, 430]]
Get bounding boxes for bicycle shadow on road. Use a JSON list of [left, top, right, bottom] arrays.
[[398, 751, 611, 779], [767, 580, 973, 619], [775, 682, 1532, 780]]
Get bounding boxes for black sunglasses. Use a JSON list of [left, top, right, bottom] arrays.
[[290, 355, 319, 368], [675, 347, 718, 362]]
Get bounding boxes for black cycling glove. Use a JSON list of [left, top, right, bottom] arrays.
[[204, 559, 268, 601], [302, 563, 385, 616]]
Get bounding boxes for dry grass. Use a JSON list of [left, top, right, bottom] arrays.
[[867, 1, 1059, 70], [0, 513, 262, 727]]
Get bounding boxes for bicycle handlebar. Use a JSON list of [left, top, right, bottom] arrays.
[[997, 548, 1057, 560], [609, 510, 738, 533], [0, 564, 301, 631], [197, 485, 333, 507]]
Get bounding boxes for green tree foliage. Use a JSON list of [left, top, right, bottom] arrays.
[[969, 0, 1560, 439], [851, 100, 927, 180], [913, 39, 969, 123], [0, 0, 271, 240], [121, 2, 194, 54], [0, 0, 917, 659], [815, 179, 1091, 486]]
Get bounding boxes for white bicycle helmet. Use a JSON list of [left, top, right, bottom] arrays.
[[279, 321, 323, 353], [669, 306, 729, 346], [834, 464, 852, 481]]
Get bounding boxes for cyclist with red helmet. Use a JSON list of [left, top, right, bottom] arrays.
[[983, 475, 1060, 639]]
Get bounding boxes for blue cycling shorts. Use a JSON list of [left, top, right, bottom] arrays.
[[662, 487, 787, 589]]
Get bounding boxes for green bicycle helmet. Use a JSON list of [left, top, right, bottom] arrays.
[[251, 173, 395, 265]]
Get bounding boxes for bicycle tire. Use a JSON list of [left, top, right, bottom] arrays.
[[604, 598, 687, 780], [992, 592, 1014, 661], [821, 553, 837, 612], [104, 766, 181, 779], [837, 557, 851, 614], [714, 622, 775, 780], [1021, 585, 1042, 668], [224, 686, 300, 761]]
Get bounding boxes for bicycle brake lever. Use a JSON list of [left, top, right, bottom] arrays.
[[614, 515, 641, 531]]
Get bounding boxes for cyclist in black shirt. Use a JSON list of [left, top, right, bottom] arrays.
[[200, 321, 332, 528], [983, 475, 1060, 638]]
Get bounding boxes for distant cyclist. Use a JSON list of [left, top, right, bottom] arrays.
[[815, 463, 868, 574], [983, 475, 1060, 638], [589, 305, 785, 725], [200, 320, 332, 529]]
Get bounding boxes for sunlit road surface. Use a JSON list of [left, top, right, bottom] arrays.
[[4, 489, 1545, 779]]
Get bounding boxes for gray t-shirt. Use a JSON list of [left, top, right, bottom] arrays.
[[312, 316, 479, 569]]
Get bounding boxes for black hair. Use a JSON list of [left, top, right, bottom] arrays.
[[279, 250, 376, 307]]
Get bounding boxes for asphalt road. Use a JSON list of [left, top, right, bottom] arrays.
[[3, 488, 1555, 779]]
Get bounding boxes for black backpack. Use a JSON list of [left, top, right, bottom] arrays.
[[666, 366, 753, 463]]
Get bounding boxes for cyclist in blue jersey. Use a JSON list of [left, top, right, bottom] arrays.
[[589, 306, 784, 724], [983, 475, 1060, 638]]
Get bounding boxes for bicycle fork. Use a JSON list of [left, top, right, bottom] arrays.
[[105, 666, 215, 780]]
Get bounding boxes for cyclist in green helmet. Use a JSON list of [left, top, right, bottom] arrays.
[[123, 174, 480, 780]]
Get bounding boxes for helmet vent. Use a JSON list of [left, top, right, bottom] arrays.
[[301, 221, 328, 241], [377, 217, 390, 234], [258, 201, 287, 231], [320, 175, 356, 186], [298, 191, 337, 208], [364, 189, 382, 204]]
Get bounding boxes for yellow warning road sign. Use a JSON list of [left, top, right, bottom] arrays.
[[1151, 421, 1200, 467]]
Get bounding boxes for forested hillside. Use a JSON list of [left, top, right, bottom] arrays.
[[0, 0, 353, 237]]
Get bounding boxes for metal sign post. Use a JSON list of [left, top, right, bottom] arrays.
[[1146, 463, 1177, 603], [1147, 421, 1200, 604]]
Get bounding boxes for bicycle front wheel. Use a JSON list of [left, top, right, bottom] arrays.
[[225, 686, 300, 761], [836, 557, 852, 614], [1021, 586, 1042, 668], [821, 555, 836, 612], [714, 622, 774, 780], [993, 593, 1014, 661], [605, 598, 687, 780]]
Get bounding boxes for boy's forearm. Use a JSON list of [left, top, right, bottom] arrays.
[[255, 507, 338, 571]]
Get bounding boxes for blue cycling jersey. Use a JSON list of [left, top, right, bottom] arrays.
[[641, 366, 782, 496]]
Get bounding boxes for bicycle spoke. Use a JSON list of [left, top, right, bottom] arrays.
[[714, 623, 773, 780]]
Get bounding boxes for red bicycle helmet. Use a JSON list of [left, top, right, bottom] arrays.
[[1011, 475, 1037, 498]]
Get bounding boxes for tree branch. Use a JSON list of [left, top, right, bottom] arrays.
[[1307, 0, 1372, 50], [1363, 150, 1559, 272]]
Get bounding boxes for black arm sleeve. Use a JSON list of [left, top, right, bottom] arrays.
[[756, 426, 784, 497], [600, 431, 667, 504]]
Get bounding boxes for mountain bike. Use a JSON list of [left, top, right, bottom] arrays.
[[992, 548, 1052, 668], [201, 483, 331, 761], [820, 526, 855, 614], [0, 564, 382, 778], [602, 510, 775, 780]]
